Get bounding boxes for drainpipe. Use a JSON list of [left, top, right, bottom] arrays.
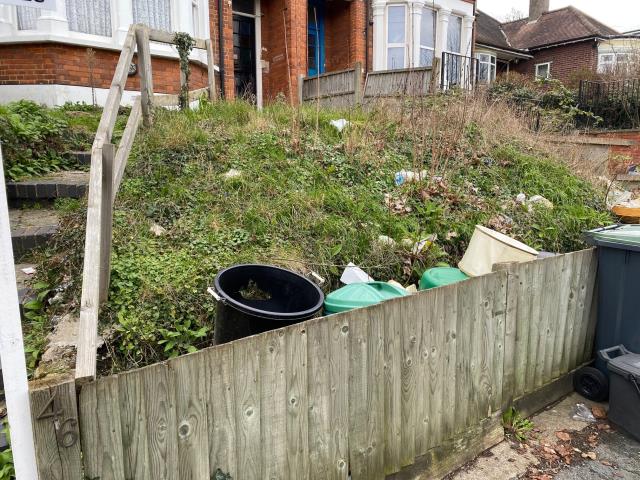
[[365, 0, 370, 72], [218, 0, 226, 98]]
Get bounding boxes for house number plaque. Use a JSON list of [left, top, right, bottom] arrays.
[[35, 390, 79, 448]]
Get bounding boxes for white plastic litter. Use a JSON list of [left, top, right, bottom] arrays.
[[387, 280, 406, 290], [395, 169, 428, 186], [528, 195, 554, 209], [377, 235, 396, 246], [150, 223, 167, 236], [571, 403, 597, 423], [341, 263, 374, 284], [223, 169, 242, 179], [330, 119, 350, 132], [21, 267, 36, 275]]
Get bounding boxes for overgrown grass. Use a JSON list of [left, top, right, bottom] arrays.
[[33, 96, 612, 374], [0, 101, 127, 181]]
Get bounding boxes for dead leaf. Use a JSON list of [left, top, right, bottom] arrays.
[[543, 446, 557, 455], [556, 431, 571, 442], [592, 405, 607, 419], [597, 423, 611, 431], [601, 460, 613, 466], [581, 451, 597, 460]]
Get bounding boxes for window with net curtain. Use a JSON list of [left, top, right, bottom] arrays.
[[67, 0, 112, 36], [387, 5, 406, 70], [420, 7, 436, 67], [447, 15, 462, 53], [134, 0, 172, 32]]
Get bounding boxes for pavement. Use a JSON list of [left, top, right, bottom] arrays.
[[448, 392, 640, 480]]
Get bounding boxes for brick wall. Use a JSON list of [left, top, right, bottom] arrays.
[[512, 40, 598, 85], [590, 130, 640, 174], [0, 43, 208, 94]]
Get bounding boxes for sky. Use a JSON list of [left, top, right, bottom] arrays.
[[476, 0, 640, 33]]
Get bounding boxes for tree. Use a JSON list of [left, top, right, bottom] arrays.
[[503, 8, 526, 22]]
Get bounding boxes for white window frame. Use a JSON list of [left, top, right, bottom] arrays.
[[535, 62, 551, 80], [477, 53, 496, 84], [419, 6, 436, 67], [598, 53, 615, 73], [386, 4, 407, 70]]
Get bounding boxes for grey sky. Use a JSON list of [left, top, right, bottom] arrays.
[[476, 0, 640, 33]]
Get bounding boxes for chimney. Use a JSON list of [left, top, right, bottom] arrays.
[[529, 0, 550, 20]]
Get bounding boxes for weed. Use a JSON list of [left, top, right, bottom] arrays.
[[0, 422, 15, 480], [503, 406, 534, 442]]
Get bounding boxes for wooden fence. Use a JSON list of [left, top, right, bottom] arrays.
[[74, 24, 216, 384], [300, 64, 435, 108], [31, 249, 598, 480]]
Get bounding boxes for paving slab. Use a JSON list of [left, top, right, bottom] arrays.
[[10, 208, 60, 257], [6, 170, 89, 201], [448, 392, 640, 480]]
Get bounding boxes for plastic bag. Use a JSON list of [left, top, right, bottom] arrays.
[[571, 403, 596, 423]]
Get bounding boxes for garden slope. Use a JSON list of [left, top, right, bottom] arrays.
[[35, 100, 611, 373]]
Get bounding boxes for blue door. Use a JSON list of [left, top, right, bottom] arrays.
[[307, 0, 325, 76]]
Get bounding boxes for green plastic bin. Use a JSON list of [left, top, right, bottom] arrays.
[[324, 282, 408, 315], [419, 267, 469, 290]]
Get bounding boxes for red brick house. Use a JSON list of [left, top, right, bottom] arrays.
[[474, 0, 640, 86], [0, 0, 481, 107]]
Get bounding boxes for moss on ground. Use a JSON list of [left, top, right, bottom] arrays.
[[32, 99, 612, 373]]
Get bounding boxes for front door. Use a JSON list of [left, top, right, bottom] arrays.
[[233, 14, 257, 99], [307, 0, 325, 76]]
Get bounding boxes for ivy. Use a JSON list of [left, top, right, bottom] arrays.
[[174, 32, 196, 110]]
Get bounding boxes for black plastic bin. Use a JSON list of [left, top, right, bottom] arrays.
[[606, 349, 640, 441], [574, 225, 640, 401], [212, 264, 324, 344]]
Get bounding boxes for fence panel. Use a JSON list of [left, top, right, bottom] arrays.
[[301, 69, 357, 108], [69, 249, 598, 480], [364, 67, 432, 101]]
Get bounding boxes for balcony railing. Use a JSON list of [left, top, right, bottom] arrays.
[[441, 51, 478, 91]]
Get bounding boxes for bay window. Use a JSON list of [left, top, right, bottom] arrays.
[[477, 53, 496, 84], [387, 5, 406, 69], [133, 0, 172, 32], [67, 0, 112, 37], [419, 7, 436, 67], [447, 14, 462, 54]]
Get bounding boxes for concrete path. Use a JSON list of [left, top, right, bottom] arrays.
[[448, 393, 640, 480]]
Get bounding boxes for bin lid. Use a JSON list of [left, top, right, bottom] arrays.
[[586, 225, 640, 251], [607, 353, 640, 380], [419, 267, 469, 290], [324, 282, 408, 314]]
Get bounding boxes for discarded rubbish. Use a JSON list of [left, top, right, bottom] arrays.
[[401, 235, 436, 254], [223, 169, 242, 179], [308, 270, 325, 286], [324, 281, 408, 314], [459, 225, 538, 277], [330, 119, 350, 132], [377, 235, 397, 246], [419, 267, 469, 290], [516, 193, 553, 210], [387, 280, 406, 291], [21, 266, 36, 275], [384, 193, 412, 214], [394, 169, 428, 186], [627, 164, 639, 175], [340, 262, 374, 284], [571, 403, 597, 423], [405, 284, 418, 294], [150, 223, 167, 236]]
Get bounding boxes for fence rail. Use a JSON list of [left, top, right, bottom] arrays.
[[74, 24, 216, 384], [363, 66, 434, 102], [34, 249, 598, 480]]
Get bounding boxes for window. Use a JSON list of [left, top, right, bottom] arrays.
[[66, 0, 112, 36], [535, 62, 551, 79], [387, 5, 406, 69], [16, 6, 40, 30], [477, 53, 496, 84], [447, 15, 462, 54], [419, 7, 436, 67], [598, 52, 636, 74], [133, 0, 172, 32], [598, 53, 615, 73]]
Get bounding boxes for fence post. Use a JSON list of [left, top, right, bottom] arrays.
[[354, 61, 363, 106], [430, 57, 440, 93], [136, 25, 154, 127], [30, 380, 83, 479], [99, 144, 115, 304], [205, 39, 217, 101]]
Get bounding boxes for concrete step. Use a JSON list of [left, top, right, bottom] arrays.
[[10, 208, 60, 258], [68, 151, 91, 166], [6, 170, 89, 204]]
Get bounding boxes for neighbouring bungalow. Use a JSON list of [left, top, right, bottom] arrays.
[[473, 0, 640, 86]]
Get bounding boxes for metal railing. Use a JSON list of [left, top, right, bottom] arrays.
[[441, 52, 478, 91], [578, 79, 640, 129]]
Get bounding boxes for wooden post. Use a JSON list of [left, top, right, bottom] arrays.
[[430, 57, 441, 93], [136, 25, 154, 127], [354, 61, 363, 106], [0, 144, 39, 479], [99, 144, 115, 304], [298, 74, 305, 104], [205, 39, 217, 101], [30, 380, 83, 479]]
